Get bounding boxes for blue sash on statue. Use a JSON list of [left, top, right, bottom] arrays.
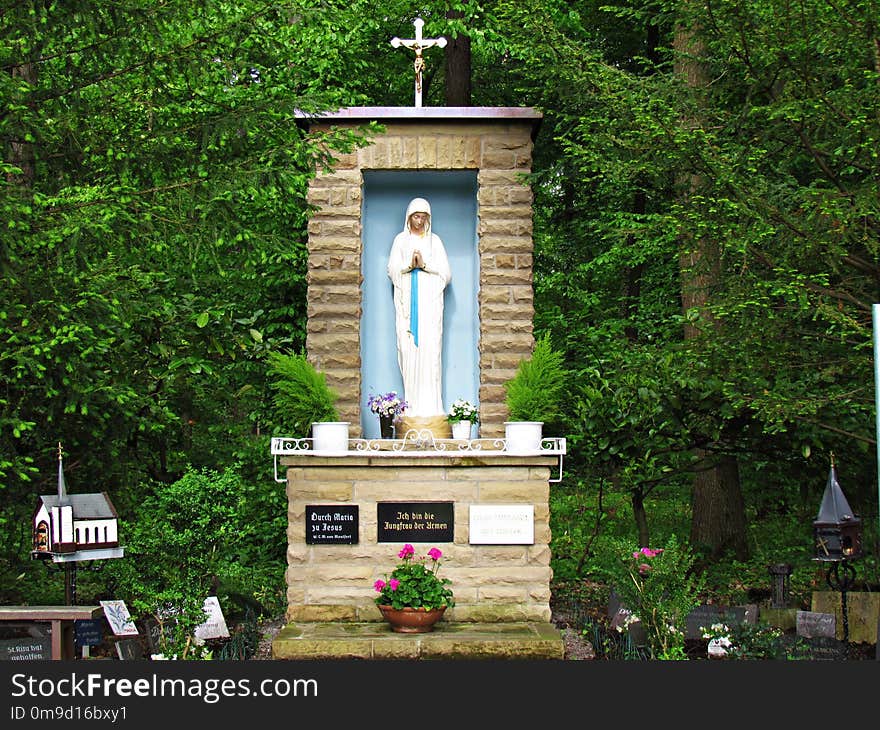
[[409, 268, 419, 346]]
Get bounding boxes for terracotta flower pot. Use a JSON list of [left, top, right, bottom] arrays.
[[378, 605, 446, 633]]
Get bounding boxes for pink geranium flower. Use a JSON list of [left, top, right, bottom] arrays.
[[633, 547, 663, 560], [372, 545, 454, 611]]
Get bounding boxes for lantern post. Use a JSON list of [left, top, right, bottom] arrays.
[[873, 304, 880, 548]]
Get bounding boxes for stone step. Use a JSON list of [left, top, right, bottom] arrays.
[[272, 621, 564, 660]]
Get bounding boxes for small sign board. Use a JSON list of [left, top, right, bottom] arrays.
[[74, 619, 104, 647], [804, 635, 847, 661], [115, 638, 145, 660], [468, 505, 534, 544], [377, 502, 454, 543], [0, 637, 51, 661], [142, 617, 164, 654], [684, 604, 756, 640], [306, 504, 359, 544], [796, 610, 836, 639], [194, 596, 230, 641], [100, 600, 139, 636], [609, 607, 647, 647]]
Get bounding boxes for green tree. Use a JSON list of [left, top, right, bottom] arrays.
[[494, 0, 879, 555], [0, 0, 374, 598], [104, 466, 254, 658]]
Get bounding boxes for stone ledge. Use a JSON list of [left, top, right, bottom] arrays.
[[272, 621, 564, 660], [280, 454, 560, 467]]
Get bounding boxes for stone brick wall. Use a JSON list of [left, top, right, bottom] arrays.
[[283, 455, 555, 623], [304, 111, 541, 438]]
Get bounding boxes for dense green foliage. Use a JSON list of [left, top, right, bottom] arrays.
[[3, 0, 879, 633], [1, 0, 378, 614], [497, 0, 880, 562]]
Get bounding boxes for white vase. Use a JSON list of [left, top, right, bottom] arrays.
[[451, 420, 472, 440], [311, 422, 350, 455], [503, 421, 544, 455]]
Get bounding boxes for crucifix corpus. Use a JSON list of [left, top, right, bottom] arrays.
[[390, 17, 447, 108]]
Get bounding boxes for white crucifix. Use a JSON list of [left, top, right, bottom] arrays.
[[390, 17, 447, 108]]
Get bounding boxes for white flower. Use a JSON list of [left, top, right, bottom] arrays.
[[701, 622, 730, 639], [448, 399, 478, 422]]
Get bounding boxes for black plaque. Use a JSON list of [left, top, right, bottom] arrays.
[[0, 637, 52, 661], [141, 617, 163, 654], [377, 502, 454, 543], [804, 635, 847, 660], [114, 638, 145, 660], [306, 504, 359, 544], [684, 604, 755, 640], [74, 618, 104, 647]]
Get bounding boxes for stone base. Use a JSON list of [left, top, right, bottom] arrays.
[[272, 620, 565, 660], [397, 414, 451, 440], [812, 591, 880, 643], [759, 607, 798, 632]]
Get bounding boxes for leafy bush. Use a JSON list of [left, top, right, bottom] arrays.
[[104, 466, 265, 658], [267, 351, 338, 437], [504, 333, 567, 423], [701, 621, 812, 660], [596, 534, 705, 660]]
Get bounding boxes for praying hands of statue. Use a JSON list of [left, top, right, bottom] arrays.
[[411, 251, 424, 270]]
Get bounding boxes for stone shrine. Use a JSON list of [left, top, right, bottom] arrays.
[[272, 104, 566, 659]]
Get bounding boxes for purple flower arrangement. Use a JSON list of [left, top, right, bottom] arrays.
[[367, 391, 408, 418]]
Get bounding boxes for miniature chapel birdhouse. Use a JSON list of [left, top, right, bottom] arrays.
[[813, 457, 862, 562], [31, 446, 123, 561]]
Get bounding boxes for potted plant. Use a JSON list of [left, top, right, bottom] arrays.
[[503, 333, 566, 454], [267, 351, 349, 453], [447, 398, 478, 440], [367, 391, 408, 438], [373, 544, 454, 633]]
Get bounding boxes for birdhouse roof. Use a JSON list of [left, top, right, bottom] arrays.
[[814, 464, 858, 525], [36, 492, 118, 520]]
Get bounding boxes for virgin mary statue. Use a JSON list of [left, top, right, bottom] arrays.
[[387, 197, 451, 418]]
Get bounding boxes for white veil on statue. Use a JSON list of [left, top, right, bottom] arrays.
[[386, 197, 451, 417]]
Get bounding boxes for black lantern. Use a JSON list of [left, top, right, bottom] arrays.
[[812, 456, 861, 646], [813, 458, 862, 562]]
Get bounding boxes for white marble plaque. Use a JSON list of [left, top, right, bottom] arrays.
[[194, 596, 230, 641], [468, 505, 534, 544], [100, 600, 138, 636], [797, 610, 836, 639]]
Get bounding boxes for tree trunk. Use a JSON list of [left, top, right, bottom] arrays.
[[689, 451, 749, 560], [444, 9, 471, 106], [632, 488, 650, 548], [7, 61, 36, 187], [674, 9, 749, 560], [623, 190, 646, 342]]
